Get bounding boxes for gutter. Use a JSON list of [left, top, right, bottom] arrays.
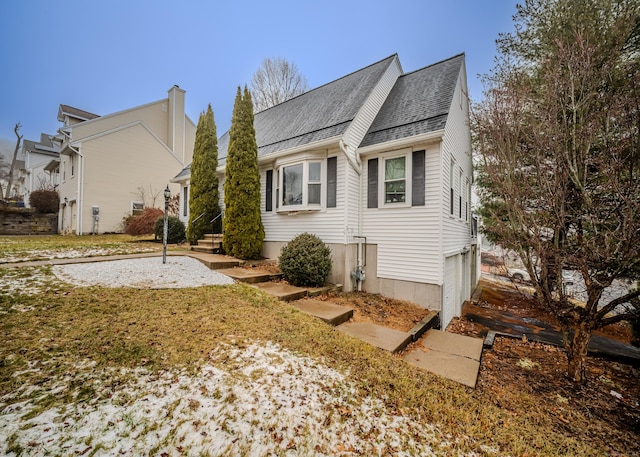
[[60, 129, 85, 235]]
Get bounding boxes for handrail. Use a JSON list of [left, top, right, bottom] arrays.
[[191, 211, 207, 225]]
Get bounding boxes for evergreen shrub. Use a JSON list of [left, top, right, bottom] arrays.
[[279, 233, 332, 287], [154, 215, 186, 244]]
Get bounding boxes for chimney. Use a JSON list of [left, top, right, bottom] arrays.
[[167, 85, 186, 162]]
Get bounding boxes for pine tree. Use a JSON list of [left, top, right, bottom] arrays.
[[223, 86, 264, 259], [187, 104, 220, 245]]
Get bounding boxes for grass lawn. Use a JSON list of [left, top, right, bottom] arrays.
[[0, 235, 625, 455]]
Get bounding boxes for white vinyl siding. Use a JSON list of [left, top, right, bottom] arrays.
[[441, 68, 473, 261], [362, 146, 441, 283]]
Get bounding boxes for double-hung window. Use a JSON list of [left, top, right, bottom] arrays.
[[384, 156, 406, 204], [367, 150, 425, 208]]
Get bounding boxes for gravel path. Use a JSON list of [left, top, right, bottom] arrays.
[[53, 256, 235, 289]]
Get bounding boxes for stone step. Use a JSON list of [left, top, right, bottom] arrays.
[[191, 245, 219, 254], [403, 330, 484, 388], [216, 267, 283, 284], [202, 233, 223, 241], [187, 252, 241, 269], [336, 322, 412, 353], [249, 282, 308, 302], [292, 299, 353, 326]]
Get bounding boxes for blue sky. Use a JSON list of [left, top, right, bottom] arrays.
[[0, 0, 519, 156]]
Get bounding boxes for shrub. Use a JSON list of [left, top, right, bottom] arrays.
[[29, 190, 59, 213], [279, 233, 332, 287], [154, 215, 186, 244], [124, 208, 164, 236]]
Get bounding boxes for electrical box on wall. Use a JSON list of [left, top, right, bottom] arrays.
[[92, 206, 99, 216]]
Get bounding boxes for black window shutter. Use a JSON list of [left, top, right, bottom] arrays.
[[367, 158, 378, 208], [326, 157, 337, 208], [412, 150, 425, 206], [265, 170, 273, 212]]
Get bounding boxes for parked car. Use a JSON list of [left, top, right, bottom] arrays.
[[507, 267, 531, 283]]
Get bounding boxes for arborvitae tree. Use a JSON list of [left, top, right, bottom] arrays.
[[223, 86, 264, 259], [187, 104, 220, 245]]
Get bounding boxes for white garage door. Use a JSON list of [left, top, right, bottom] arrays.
[[442, 255, 457, 329]]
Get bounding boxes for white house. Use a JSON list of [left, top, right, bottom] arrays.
[[57, 86, 195, 234], [19, 133, 62, 205], [173, 54, 476, 328]]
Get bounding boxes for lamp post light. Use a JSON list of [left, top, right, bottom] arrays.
[[163, 185, 170, 264]]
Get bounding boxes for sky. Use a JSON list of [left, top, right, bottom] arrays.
[[0, 0, 519, 159]]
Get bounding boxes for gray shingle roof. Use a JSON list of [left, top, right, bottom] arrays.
[[218, 54, 398, 163], [360, 54, 464, 148], [58, 104, 100, 122]]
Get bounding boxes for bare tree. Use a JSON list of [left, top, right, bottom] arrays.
[[474, 0, 640, 383], [250, 57, 309, 112], [5, 122, 23, 199]]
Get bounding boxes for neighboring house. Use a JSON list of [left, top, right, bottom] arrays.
[[57, 86, 195, 234], [19, 133, 62, 205], [173, 54, 476, 328]]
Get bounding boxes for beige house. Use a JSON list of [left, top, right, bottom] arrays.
[[57, 86, 195, 234]]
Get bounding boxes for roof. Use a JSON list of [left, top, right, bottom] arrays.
[[171, 164, 191, 182], [360, 54, 464, 147], [22, 135, 61, 157], [57, 104, 100, 123], [218, 54, 398, 163]]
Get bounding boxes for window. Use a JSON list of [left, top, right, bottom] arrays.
[[70, 154, 75, 177], [458, 169, 463, 219], [367, 150, 425, 208], [131, 201, 144, 216], [308, 162, 321, 204], [282, 163, 303, 206], [450, 159, 455, 215], [62, 160, 66, 181], [277, 160, 324, 210], [384, 157, 406, 203]]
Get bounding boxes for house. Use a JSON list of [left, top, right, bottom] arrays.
[[173, 54, 476, 328], [19, 133, 62, 204], [57, 86, 195, 234]]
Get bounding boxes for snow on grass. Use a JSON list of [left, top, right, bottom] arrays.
[[52, 256, 235, 289], [0, 246, 157, 264], [0, 266, 59, 300], [0, 342, 451, 456]]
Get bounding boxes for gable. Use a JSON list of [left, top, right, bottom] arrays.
[[361, 54, 464, 148]]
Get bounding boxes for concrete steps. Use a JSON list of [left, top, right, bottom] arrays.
[[186, 250, 483, 388], [191, 234, 223, 254], [337, 322, 412, 353], [292, 299, 353, 326]]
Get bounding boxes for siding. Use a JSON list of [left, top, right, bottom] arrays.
[[342, 57, 402, 163], [72, 101, 170, 146], [362, 145, 441, 283], [441, 65, 473, 273], [79, 123, 185, 233]]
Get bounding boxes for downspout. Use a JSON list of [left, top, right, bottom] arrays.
[[341, 139, 366, 291], [68, 143, 84, 235], [61, 129, 84, 235]]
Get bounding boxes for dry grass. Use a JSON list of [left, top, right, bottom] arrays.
[[0, 236, 623, 455], [1, 279, 604, 455]]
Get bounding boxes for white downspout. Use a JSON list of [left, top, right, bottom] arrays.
[[341, 139, 366, 291], [68, 144, 84, 235]]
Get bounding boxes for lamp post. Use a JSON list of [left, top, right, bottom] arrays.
[[163, 185, 170, 264]]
